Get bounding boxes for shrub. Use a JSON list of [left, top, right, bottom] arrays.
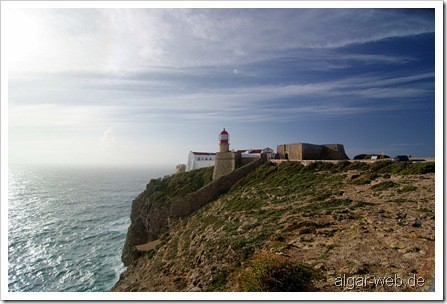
[[351, 201, 375, 209], [350, 172, 379, 185], [331, 160, 351, 172], [371, 181, 398, 191], [240, 253, 317, 292], [298, 198, 352, 215], [302, 161, 334, 172], [398, 185, 418, 193]]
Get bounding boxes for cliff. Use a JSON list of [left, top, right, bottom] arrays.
[[121, 167, 214, 266], [121, 157, 267, 266], [114, 160, 435, 292]]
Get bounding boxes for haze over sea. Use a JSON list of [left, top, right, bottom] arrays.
[[8, 165, 172, 292]]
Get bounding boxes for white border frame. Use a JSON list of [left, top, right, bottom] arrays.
[[1, 1, 443, 301]]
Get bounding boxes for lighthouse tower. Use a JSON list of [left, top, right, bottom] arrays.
[[219, 128, 230, 152], [213, 128, 239, 180]]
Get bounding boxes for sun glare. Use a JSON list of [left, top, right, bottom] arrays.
[[7, 9, 47, 70]]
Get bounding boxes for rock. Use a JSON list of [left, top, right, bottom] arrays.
[[176, 164, 186, 173]]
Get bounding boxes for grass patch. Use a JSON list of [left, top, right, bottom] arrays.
[[366, 161, 435, 175], [351, 201, 375, 209], [240, 253, 317, 292], [298, 198, 352, 215], [371, 181, 399, 191], [206, 269, 229, 291], [398, 185, 418, 193], [269, 241, 290, 253], [299, 226, 316, 235], [142, 166, 214, 206], [319, 252, 329, 260], [231, 238, 256, 261], [350, 172, 379, 185]]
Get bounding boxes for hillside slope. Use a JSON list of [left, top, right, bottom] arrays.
[[113, 161, 435, 292]]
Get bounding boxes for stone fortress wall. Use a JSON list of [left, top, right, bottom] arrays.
[[212, 151, 241, 180], [122, 156, 267, 266], [171, 155, 267, 217], [277, 143, 349, 161]]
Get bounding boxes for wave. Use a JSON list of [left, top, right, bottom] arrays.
[[8, 165, 170, 292]]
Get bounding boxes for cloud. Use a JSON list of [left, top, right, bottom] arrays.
[[6, 8, 434, 74], [6, 7, 435, 164], [98, 127, 116, 150], [10, 69, 432, 128], [8, 103, 107, 130]]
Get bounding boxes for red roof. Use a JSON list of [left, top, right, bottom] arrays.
[[192, 152, 216, 156], [220, 128, 228, 135], [239, 148, 272, 154]]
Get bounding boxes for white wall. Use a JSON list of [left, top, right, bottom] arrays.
[[187, 152, 215, 171]]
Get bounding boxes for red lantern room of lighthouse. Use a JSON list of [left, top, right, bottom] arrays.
[[219, 128, 230, 152]]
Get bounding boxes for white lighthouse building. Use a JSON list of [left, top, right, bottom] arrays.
[[219, 128, 230, 152], [186, 151, 216, 171]]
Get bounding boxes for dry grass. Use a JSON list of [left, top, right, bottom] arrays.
[[113, 161, 435, 292]]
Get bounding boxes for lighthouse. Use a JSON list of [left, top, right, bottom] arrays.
[[219, 128, 230, 152], [213, 128, 239, 180]]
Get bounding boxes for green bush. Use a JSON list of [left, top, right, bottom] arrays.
[[143, 166, 214, 205], [398, 185, 418, 193], [350, 172, 379, 185], [371, 181, 398, 191], [298, 198, 352, 215], [240, 253, 317, 292]]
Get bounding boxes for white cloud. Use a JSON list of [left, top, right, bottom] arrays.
[[5, 8, 435, 164], [8, 103, 106, 130], [6, 8, 434, 74], [98, 127, 116, 150]]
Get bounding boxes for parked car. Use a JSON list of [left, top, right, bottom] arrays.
[[394, 155, 410, 161]]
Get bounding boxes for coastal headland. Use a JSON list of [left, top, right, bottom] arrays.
[[112, 159, 435, 292]]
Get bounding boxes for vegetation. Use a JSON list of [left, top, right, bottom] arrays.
[[239, 253, 317, 292], [142, 166, 214, 205], [371, 181, 399, 191], [398, 185, 418, 193], [114, 160, 435, 292], [350, 172, 379, 185]]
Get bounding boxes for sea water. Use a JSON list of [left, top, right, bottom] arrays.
[[8, 165, 172, 292]]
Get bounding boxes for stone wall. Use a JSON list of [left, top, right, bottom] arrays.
[[322, 144, 349, 160], [277, 143, 349, 160], [240, 157, 258, 166], [302, 143, 323, 160], [171, 156, 267, 218], [122, 154, 267, 267], [212, 151, 240, 180], [277, 143, 302, 160]]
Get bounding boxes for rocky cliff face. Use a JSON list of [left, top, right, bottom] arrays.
[[121, 189, 170, 266], [121, 158, 267, 266], [121, 167, 213, 266], [114, 161, 435, 292]]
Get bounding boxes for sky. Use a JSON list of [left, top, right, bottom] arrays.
[[5, 6, 436, 166]]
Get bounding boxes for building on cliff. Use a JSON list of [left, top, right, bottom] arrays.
[[188, 129, 272, 174], [213, 128, 238, 180], [277, 142, 349, 160], [238, 148, 275, 160], [212, 129, 271, 180], [186, 151, 216, 171]]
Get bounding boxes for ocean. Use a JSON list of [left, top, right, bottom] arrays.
[[7, 165, 172, 292]]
